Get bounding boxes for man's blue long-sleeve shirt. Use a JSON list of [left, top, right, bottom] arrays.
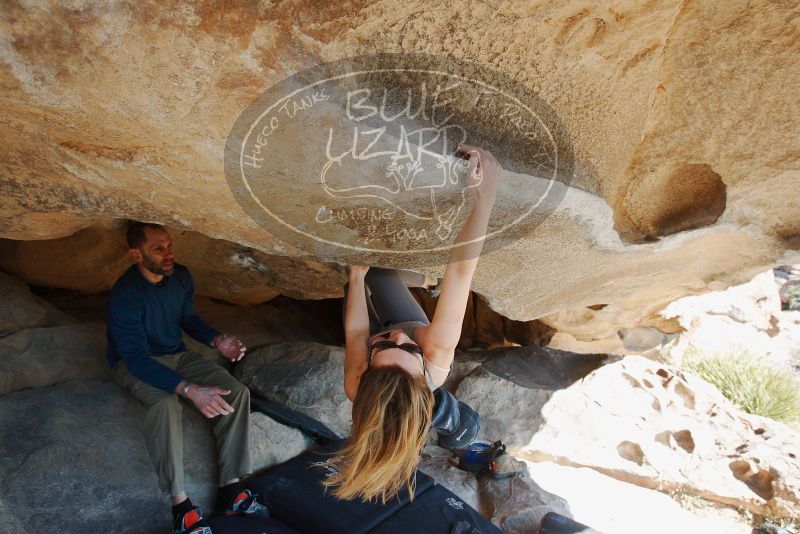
[[106, 263, 221, 393]]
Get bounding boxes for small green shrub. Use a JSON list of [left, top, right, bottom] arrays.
[[683, 352, 800, 423]]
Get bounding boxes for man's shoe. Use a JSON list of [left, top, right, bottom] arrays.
[[171, 506, 206, 534], [225, 489, 269, 517]]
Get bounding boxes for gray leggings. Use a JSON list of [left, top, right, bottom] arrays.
[[343, 267, 430, 335]]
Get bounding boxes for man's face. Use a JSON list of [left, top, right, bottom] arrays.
[[132, 227, 175, 276]]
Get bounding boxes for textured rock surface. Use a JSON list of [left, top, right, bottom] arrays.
[[418, 446, 482, 511], [0, 322, 108, 395], [454, 345, 608, 447], [0, 269, 49, 333], [546, 257, 800, 361], [527, 462, 750, 534], [0, 1, 796, 337], [0, 381, 216, 533], [236, 341, 352, 436], [0, 224, 344, 304], [192, 294, 344, 348], [483, 474, 572, 534], [0, 381, 311, 534], [418, 445, 572, 533], [249, 411, 313, 473], [782, 281, 800, 311], [235, 341, 595, 441], [521, 356, 800, 520], [1, 2, 799, 527], [457, 366, 553, 448], [661, 268, 800, 371], [0, 224, 131, 294], [33, 288, 344, 350]]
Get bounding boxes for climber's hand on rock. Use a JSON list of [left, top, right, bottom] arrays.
[[213, 334, 247, 362], [187, 385, 235, 418], [456, 144, 503, 204]]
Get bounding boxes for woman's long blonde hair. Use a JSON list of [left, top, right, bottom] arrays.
[[321, 365, 434, 504]]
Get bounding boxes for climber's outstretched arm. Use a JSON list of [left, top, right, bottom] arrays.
[[419, 145, 502, 362]]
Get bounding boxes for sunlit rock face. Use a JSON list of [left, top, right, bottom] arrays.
[[1, 0, 797, 338], [514, 357, 800, 521]]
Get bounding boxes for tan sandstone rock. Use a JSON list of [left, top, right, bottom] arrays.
[[527, 461, 751, 534], [520, 356, 800, 521], [0, 224, 344, 304], [0, 0, 796, 337], [660, 269, 800, 370]]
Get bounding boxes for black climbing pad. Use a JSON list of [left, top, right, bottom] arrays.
[[481, 346, 609, 390], [367, 484, 502, 534], [194, 513, 301, 534], [247, 446, 435, 534], [537, 511, 601, 533], [250, 396, 342, 444]]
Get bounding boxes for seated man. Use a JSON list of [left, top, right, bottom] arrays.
[[107, 222, 266, 533]]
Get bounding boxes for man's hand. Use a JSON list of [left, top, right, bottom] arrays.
[[187, 384, 235, 418], [213, 335, 247, 362], [456, 144, 503, 204]]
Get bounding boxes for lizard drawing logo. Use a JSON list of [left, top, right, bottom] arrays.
[[319, 118, 474, 241]]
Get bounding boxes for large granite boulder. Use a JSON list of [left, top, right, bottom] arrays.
[[457, 366, 554, 447], [237, 341, 610, 445], [418, 445, 483, 511], [661, 269, 800, 372], [236, 341, 352, 436], [418, 442, 750, 533], [527, 462, 751, 534], [482, 474, 572, 534], [519, 356, 800, 521], [0, 269, 49, 334], [414, 289, 557, 350], [418, 446, 572, 534], [192, 295, 343, 350], [0, 381, 215, 533], [250, 412, 313, 473], [455, 345, 608, 446], [0, 323, 108, 395], [0, 381, 310, 533], [0, 225, 131, 295]]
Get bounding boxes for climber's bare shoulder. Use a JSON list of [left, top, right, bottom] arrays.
[[414, 325, 455, 372]]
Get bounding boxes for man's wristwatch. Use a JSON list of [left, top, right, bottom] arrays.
[[181, 382, 192, 397]]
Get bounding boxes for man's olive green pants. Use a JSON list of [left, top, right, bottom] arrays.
[[111, 350, 251, 497]]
